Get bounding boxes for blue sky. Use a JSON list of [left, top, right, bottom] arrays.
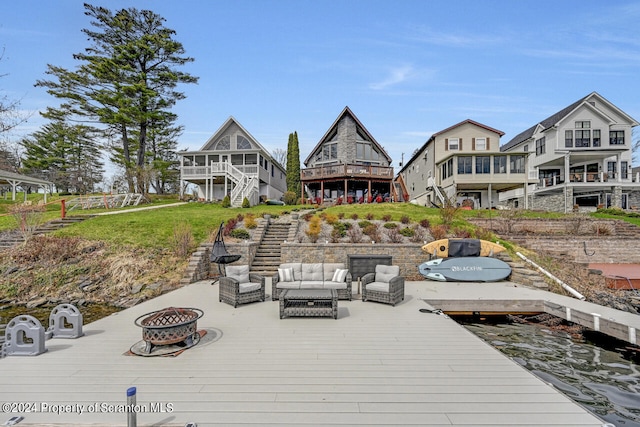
[[2, 0, 640, 176]]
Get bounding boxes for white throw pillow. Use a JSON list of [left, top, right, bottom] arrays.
[[278, 267, 294, 282], [332, 268, 348, 283]]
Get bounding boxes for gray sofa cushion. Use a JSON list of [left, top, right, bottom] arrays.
[[226, 265, 250, 284], [375, 265, 399, 283], [280, 263, 302, 281], [277, 281, 301, 289], [324, 281, 348, 290], [301, 263, 323, 281], [323, 263, 345, 281], [301, 280, 324, 289]]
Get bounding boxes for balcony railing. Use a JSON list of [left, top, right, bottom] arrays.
[[301, 164, 393, 180], [181, 164, 259, 177]]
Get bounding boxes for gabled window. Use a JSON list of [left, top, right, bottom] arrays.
[[475, 138, 487, 151], [237, 136, 252, 150], [321, 143, 338, 161], [215, 135, 230, 150], [356, 143, 380, 161], [447, 138, 459, 150]]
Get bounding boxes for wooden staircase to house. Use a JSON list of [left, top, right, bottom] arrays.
[[250, 222, 291, 277], [0, 216, 93, 249]]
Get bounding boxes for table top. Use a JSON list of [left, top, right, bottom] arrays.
[[282, 289, 336, 300]]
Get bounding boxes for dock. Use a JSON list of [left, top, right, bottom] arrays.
[[1, 279, 632, 426]]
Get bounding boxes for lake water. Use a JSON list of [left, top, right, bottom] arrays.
[[459, 318, 640, 427]]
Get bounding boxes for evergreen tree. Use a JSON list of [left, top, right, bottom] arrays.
[[21, 115, 104, 194], [36, 4, 197, 194], [286, 131, 301, 199]]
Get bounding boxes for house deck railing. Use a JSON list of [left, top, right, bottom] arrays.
[[181, 165, 259, 177], [301, 164, 393, 180], [538, 172, 640, 188]]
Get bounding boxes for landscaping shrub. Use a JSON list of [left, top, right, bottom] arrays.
[[9, 202, 46, 241], [452, 227, 471, 238], [409, 226, 427, 243], [399, 227, 415, 237], [244, 214, 257, 229], [383, 222, 398, 229], [419, 218, 431, 229], [386, 227, 404, 243], [230, 228, 250, 240], [223, 218, 238, 236], [363, 223, 381, 242], [473, 226, 494, 241], [358, 220, 372, 229], [429, 224, 448, 240], [171, 221, 194, 258], [303, 212, 314, 221], [306, 216, 322, 243], [350, 213, 359, 220], [241, 197, 250, 208], [221, 195, 231, 208], [382, 214, 392, 221], [332, 221, 350, 238], [366, 213, 374, 220], [338, 212, 345, 219], [346, 225, 364, 243], [283, 191, 298, 205], [400, 215, 410, 224], [323, 212, 338, 224]]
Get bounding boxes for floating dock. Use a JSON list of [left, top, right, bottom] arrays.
[[0, 280, 632, 426]]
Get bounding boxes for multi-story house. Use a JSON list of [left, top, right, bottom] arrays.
[[397, 119, 535, 209], [501, 92, 639, 212], [179, 116, 286, 206], [301, 107, 396, 204]]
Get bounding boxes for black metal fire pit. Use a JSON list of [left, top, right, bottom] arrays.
[[134, 307, 204, 354]]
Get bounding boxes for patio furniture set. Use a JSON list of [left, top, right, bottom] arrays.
[[219, 263, 405, 319]]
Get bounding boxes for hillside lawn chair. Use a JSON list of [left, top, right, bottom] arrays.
[[361, 264, 405, 306], [210, 222, 241, 277], [219, 265, 266, 308]]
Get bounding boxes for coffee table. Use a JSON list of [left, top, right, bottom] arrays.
[[279, 289, 338, 319]]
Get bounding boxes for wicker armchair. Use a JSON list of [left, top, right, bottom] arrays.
[[361, 264, 405, 306], [219, 265, 265, 308]]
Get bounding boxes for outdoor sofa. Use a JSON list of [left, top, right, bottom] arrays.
[[273, 262, 352, 301]]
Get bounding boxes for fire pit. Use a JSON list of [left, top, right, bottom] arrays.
[[134, 307, 204, 355]]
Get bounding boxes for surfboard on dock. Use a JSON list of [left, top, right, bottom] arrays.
[[421, 238, 505, 258], [418, 256, 512, 282]]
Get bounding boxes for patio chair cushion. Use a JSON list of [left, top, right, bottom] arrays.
[[365, 281, 390, 293], [226, 265, 250, 284], [375, 265, 399, 283], [323, 263, 345, 281], [239, 282, 261, 293], [278, 267, 295, 282], [331, 268, 349, 283], [301, 263, 323, 281]]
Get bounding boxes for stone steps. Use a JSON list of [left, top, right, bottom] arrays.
[[250, 223, 291, 276]]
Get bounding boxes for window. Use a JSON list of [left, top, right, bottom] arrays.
[[622, 161, 628, 179], [448, 138, 459, 150], [535, 137, 546, 155], [231, 154, 243, 165], [236, 136, 252, 150], [195, 155, 205, 166], [575, 121, 591, 129], [209, 154, 219, 164], [457, 156, 472, 174], [442, 158, 454, 179], [271, 164, 274, 177], [510, 155, 525, 173], [356, 143, 380, 161], [593, 129, 601, 147], [524, 144, 529, 152], [215, 135, 230, 150], [610, 131, 625, 145], [565, 130, 573, 148], [607, 161, 616, 178], [476, 156, 491, 174], [245, 153, 257, 165], [575, 130, 590, 147], [320, 143, 338, 161], [475, 138, 486, 151], [494, 156, 507, 173]]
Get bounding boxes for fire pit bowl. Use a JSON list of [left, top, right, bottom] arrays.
[[134, 307, 204, 354]]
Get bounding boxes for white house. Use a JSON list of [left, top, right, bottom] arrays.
[[501, 92, 640, 212], [179, 117, 286, 206]]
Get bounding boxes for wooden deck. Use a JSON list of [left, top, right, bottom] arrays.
[[0, 280, 617, 426]]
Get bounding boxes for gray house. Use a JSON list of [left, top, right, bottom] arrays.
[[501, 92, 640, 212], [179, 117, 286, 206]]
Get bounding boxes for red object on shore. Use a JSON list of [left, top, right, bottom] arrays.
[[589, 263, 640, 290]]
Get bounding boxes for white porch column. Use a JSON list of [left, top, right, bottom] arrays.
[[616, 153, 622, 182], [564, 153, 570, 214]]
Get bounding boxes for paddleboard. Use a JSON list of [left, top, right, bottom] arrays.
[[421, 238, 505, 258], [418, 256, 511, 282]]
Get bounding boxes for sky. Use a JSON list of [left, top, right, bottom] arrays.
[[2, 0, 640, 179]]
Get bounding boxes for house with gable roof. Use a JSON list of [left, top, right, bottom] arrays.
[[179, 116, 286, 206], [301, 107, 397, 204], [500, 92, 640, 212], [397, 119, 535, 209]]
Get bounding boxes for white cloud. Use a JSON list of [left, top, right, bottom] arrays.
[[369, 65, 415, 90]]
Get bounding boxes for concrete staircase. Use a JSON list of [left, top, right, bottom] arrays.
[[250, 222, 291, 277], [0, 216, 93, 249]]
